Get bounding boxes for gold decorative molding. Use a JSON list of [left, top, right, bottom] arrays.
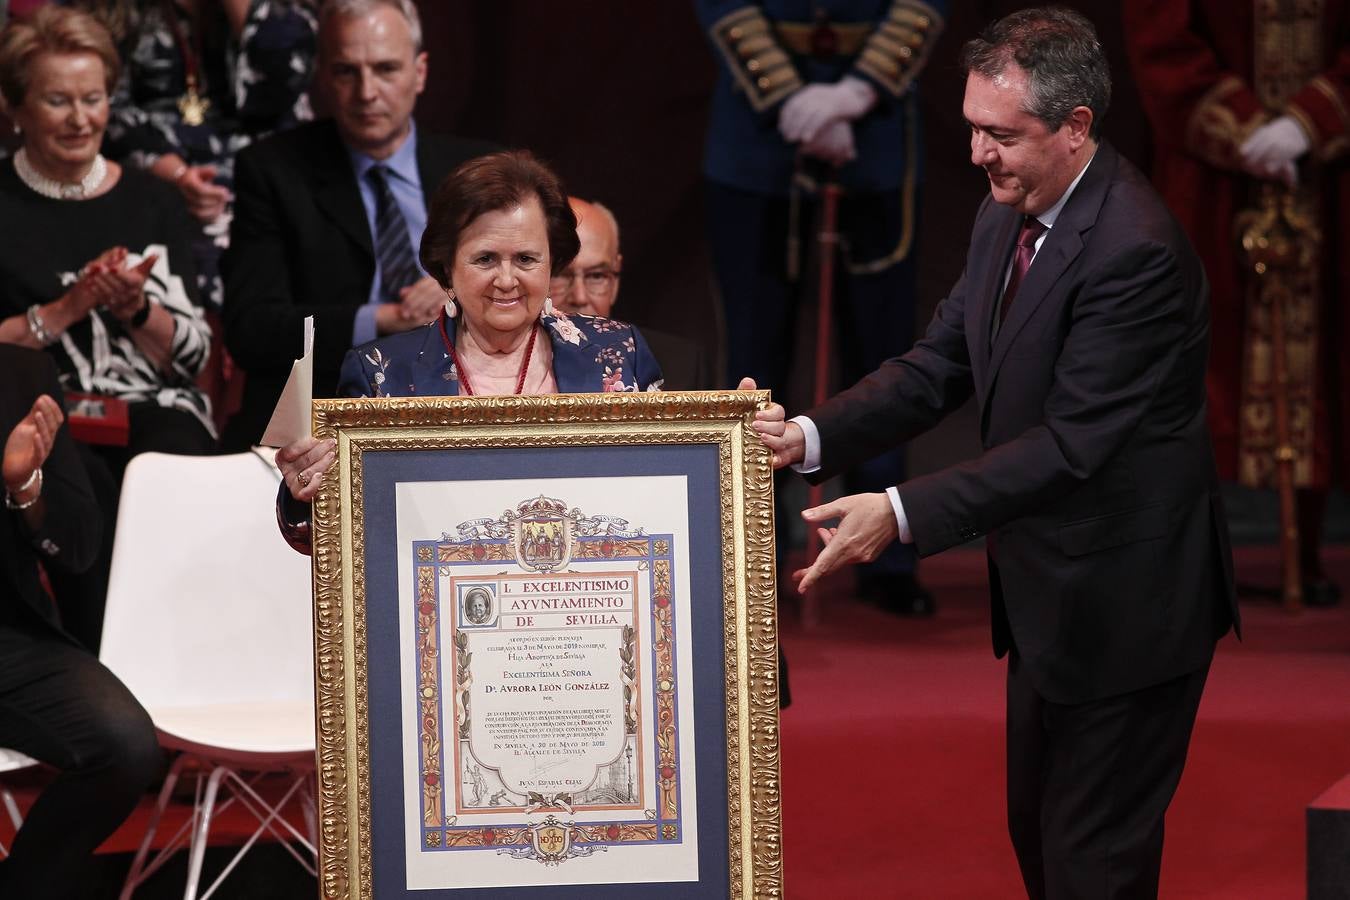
[[310, 391, 782, 898]]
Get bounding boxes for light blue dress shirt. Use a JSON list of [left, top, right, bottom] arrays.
[[348, 123, 429, 347]]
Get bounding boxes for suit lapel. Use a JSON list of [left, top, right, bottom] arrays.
[[969, 207, 1020, 394], [986, 143, 1115, 383], [312, 122, 374, 258]]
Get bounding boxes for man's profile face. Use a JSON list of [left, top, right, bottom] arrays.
[[552, 199, 622, 317], [318, 6, 427, 160], [962, 66, 1085, 216]]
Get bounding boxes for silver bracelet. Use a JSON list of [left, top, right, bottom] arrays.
[[26, 304, 54, 346], [5, 467, 43, 510]]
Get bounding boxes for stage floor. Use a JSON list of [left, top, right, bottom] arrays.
[[2, 545, 1345, 898]]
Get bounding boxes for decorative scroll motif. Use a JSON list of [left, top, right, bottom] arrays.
[[309, 391, 781, 899], [1237, 0, 1325, 488]]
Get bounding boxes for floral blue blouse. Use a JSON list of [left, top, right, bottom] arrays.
[[337, 307, 666, 398]]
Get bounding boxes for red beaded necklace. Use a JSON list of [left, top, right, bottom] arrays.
[[438, 308, 537, 396]]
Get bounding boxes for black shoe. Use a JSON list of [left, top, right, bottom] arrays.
[[858, 573, 936, 617], [1304, 577, 1342, 607]]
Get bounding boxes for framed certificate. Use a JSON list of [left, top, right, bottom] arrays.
[[310, 392, 782, 898]]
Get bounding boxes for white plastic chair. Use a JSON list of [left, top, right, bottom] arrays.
[[100, 450, 316, 899], [0, 748, 37, 856]]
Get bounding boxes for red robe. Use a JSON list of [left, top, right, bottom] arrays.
[[1124, 0, 1350, 487]]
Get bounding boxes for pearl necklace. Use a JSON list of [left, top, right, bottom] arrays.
[[13, 148, 107, 200]]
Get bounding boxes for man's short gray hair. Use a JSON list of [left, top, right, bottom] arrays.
[[960, 6, 1110, 139], [320, 0, 422, 53]]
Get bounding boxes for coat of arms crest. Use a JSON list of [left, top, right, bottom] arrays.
[[508, 496, 576, 572]]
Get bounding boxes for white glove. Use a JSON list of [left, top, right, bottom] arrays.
[[1239, 115, 1310, 187], [778, 75, 878, 144], [800, 118, 857, 166]]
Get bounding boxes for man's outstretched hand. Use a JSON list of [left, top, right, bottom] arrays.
[[793, 492, 898, 594]]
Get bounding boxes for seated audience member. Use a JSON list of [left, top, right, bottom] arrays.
[[220, 0, 495, 450], [0, 345, 161, 900], [273, 150, 667, 549], [0, 6, 215, 650], [84, 0, 319, 311], [553, 197, 715, 392]]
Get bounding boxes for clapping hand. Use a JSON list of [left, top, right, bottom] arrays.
[[102, 254, 160, 323], [793, 492, 898, 594], [177, 164, 232, 223], [3, 394, 62, 504]]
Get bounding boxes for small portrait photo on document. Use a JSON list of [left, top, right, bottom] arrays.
[[458, 584, 496, 627]]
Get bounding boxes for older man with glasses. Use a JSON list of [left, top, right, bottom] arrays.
[[551, 197, 714, 392]]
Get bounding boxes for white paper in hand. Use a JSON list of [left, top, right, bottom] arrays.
[[260, 316, 314, 447]]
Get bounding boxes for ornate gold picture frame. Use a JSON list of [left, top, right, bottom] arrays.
[[309, 391, 781, 899]]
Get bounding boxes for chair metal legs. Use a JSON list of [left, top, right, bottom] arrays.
[[119, 752, 316, 899]]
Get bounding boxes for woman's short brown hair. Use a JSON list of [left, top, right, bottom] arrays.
[[0, 6, 120, 109], [420, 150, 580, 286]]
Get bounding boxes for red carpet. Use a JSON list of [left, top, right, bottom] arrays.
[[3, 547, 1346, 898], [779, 544, 1350, 898]]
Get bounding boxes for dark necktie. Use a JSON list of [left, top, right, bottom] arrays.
[[367, 165, 420, 302], [999, 216, 1047, 325]]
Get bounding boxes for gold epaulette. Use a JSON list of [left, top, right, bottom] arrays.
[[709, 6, 804, 113], [855, 0, 943, 98]]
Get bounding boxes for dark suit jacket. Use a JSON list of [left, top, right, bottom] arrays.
[[808, 142, 1239, 704], [220, 119, 495, 448], [0, 346, 100, 638], [640, 326, 715, 392]]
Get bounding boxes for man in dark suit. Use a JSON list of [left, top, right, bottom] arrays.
[[552, 196, 715, 392], [220, 0, 494, 449], [754, 8, 1238, 897], [0, 346, 161, 898]]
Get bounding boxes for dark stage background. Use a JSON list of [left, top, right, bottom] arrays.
[[414, 1, 1345, 540], [415, 1, 1148, 377]]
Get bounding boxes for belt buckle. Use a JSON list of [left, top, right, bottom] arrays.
[[809, 14, 837, 59]]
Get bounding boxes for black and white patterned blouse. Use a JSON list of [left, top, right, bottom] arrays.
[[0, 161, 214, 436]]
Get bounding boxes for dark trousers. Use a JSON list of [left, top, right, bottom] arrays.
[[48, 402, 215, 653], [1006, 651, 1212, 899], [705, 179, 919, 578], [0, 623, 162, 899]]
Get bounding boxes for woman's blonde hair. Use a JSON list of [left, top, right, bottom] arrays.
[[0, 6, 120, 109]]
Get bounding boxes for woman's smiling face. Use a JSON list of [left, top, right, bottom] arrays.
[[449, 196, 551, 340]]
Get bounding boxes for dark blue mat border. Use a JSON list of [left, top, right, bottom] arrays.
[[360, 443, 730, 899]]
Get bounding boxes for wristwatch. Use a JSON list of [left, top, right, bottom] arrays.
[[130, 297, 152, 328]]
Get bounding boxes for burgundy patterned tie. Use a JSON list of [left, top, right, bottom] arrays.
[[1000, 216, 1047, 325]]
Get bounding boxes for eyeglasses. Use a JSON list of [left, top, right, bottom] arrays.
[[549, 267, 621, 299]]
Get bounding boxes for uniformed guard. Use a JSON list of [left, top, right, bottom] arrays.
[[696, 0, 944, 614]]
